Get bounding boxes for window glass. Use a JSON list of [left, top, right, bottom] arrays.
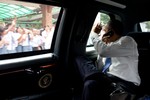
[[86, 12, 110, 46], [0, 0, 61, 55], [140, 21, 150, 32]]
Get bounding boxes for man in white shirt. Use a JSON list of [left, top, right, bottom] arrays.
[[76, 19, 141, 100], [92, 21, 141, 86]]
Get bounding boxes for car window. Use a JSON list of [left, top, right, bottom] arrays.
[[86, 12, 110, 47], [86, 12, 122, 53], [0, 0, 61, 55], [140, 21, 150, 32]]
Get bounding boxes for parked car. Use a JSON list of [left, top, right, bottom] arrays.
[[0, 0, 150, 99]]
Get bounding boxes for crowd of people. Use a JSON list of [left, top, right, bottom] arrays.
[[0, 18, 55, 54]]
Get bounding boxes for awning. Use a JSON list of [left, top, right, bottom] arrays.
[[0, 2, 36, 20]]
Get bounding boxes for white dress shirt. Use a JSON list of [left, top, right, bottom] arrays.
[[91, 32, 141, 86], [3, 31, 16, 50]]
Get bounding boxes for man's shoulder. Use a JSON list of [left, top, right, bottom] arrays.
[[120, 36, 135, 41], [119, 36, 138, 47], [117, 36, 135, 44]]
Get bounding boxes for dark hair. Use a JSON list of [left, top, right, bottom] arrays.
[[0, 26, 5, 33], [0, 26, 7, 35], [5, 23, 11, 29], [108, 13, 115, 21], [107, 19, 123, 36]]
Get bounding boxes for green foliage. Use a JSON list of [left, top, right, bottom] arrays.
[[0, 20, 5, 27], [145, 21, 150, 29], [100, 13, 110, 25]]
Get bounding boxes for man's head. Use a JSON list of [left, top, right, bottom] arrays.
[[105, 19, 123, 36], [101, 19, 124, 43]]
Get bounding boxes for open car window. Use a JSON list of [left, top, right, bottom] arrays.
[[86, 12, 110, 47], [140, 21, 150, 32], [86, 11, 122, 54], [0, 0, 61, 55]]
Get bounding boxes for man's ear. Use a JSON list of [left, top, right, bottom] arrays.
[[104, 30, 114, 37]]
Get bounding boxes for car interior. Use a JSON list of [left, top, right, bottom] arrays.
[[0, 0, 150, 100]]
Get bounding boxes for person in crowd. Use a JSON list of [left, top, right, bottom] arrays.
[[0, 26, 8, 54], [31, 28, 44, 51], [15, 27, 23, 52], [20, 28, 33, 52], [41, 25, 54, 49], [3, 23, 17, 53], [44, 24, 55, 49], [0, 18, 16, 54]]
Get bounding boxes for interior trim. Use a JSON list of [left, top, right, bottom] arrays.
[[0, 53, 53, 65], [95, 0, 126, 9], [0, 69, 25, 76]]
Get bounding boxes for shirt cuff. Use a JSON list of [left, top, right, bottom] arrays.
[[90, 32, 99, 41]]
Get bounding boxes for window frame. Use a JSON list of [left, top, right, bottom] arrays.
[[0, 1, 63, 60]]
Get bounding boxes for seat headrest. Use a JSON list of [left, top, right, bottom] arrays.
[[127, 32, 150, 49]]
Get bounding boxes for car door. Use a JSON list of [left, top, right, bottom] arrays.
[[0, 0, 73, 99]]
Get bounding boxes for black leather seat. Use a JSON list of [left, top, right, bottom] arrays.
[[127, 32, 150, 97]]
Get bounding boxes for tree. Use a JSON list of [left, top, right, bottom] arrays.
[[145, 21, 150, 30], [100, 13, 110, 25]]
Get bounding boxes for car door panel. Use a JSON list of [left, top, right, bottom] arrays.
[[0, 53, 72, 100]]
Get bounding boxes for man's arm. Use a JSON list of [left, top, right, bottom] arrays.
[[2, 18, 16, 35], [91, 24, 136, 57]]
